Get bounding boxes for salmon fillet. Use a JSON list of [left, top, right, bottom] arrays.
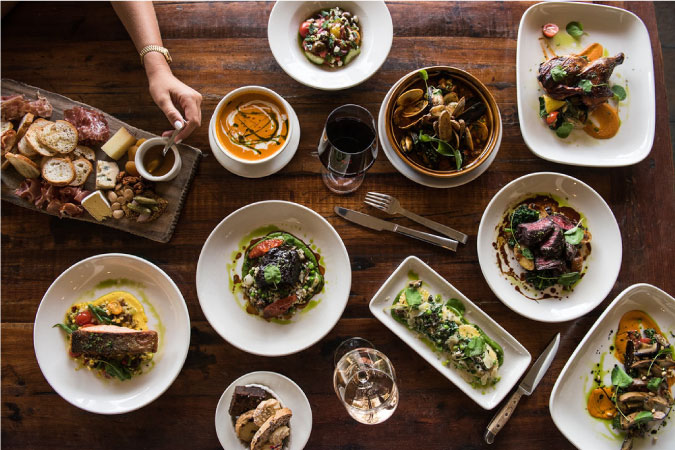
[[70, 325, 158, 357]]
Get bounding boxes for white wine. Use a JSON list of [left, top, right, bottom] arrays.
[[334, 348, 399, 424]]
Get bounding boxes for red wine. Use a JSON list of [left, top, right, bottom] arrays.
[[318, 117, 377, 177]]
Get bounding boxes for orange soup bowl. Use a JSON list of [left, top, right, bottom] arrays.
[[210, 86, 294, 165]]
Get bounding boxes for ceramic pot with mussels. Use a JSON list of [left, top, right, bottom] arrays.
[[385, 66, 501, 179]]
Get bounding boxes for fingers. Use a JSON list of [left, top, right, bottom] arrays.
[[155, 94, 186, 134], [175, 92, 202, 142]]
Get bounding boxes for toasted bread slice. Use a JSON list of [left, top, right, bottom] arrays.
[[69, 158, 93, 186], [251, 408, 292, 450], [15, 113, 34, 141], [5, 153, 40, 178], [39, 120, 78, 154], [42, 157, 75, 186], [2, 129, 17, 155], [73, 145, 96, 161], [24, 119, 55, 156], [17, 135, 38, 157], [1, 120, 12, 134]]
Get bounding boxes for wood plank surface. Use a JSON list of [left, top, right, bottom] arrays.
[[1, 2, 673, 449]]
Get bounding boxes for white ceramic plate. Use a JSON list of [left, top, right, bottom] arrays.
[[377, 71, 502, 188], [196, 200, 351, 356], [209, 96, 300, 178], [517, 2, 655, 166], [33, 253, 190, 414], [215, 371, 312, 450], [369, 256, 531, 410], [477, 172, 622, 322], [267, 1, 393, 90], [550, 284, 675, 449]]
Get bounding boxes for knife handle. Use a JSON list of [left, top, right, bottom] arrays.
[[395, 225, 459, 251], [484, 388, 523, 444]]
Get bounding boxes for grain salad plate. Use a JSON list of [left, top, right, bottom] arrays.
[[196, 200, 351, 356], [33, 253, 191, 414], [550, 284, 675, 449], [369, 256, 531, 410], [0, 79, 202, 242], [516, 2, 655, 166]]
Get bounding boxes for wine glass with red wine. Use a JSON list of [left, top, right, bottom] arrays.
[[317, 104, 378, 194]]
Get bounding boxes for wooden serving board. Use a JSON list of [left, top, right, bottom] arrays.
[[1, 79, 202, 243]]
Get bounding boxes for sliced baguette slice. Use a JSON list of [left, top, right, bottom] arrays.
[[69, 158, 93, 186], [24, 119, 55, 157], [42, 157, 75, 186], [17, 135, 38, 157], [38, 120, 78, 154], [15, 113, 35, 141], [5, 153, 40, 178], [1, 120, 12, 134], [73, 145, 96, 161], [250, 408, 292, 450]]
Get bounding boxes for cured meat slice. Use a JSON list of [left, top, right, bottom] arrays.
[[63, 106, 110, 145], [1, 94, 52, 120]]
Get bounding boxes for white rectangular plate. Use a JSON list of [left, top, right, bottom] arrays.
[[369, 255, 531, 410], [550, 284, 675, 449], [516, 2, 655, 167]]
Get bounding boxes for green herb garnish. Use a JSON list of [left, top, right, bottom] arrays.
[[564, 221, 585, 245], [551, 65, 567, 82], [566, 21, 584, 39], [611, 365, 633, 389], [465, 336, 486, 357], [647, 377, 663, 392], [98, 360, 132, 381], [53, 323, 76, 334], [446, 298, 465, 315], [520, 246, 534, 260], [539, 96, 547, 118], [557, 272, 581, 288], [578, 79, 593, 93], [555, 122, 574, 138], [611, 85, 627, 101], [263, 265, 282, 285], [405, 286, 423, 308], [633, 411, 654, 424], [88, 304, 112, 325]]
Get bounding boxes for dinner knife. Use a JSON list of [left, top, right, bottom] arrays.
[[334, 207, 459, 251], [484, 332, 561, 444]]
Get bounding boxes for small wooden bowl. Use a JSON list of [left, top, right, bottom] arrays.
[[384, 66, 501, 179]]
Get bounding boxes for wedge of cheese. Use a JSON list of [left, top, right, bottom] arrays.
[[81, 190, 112, 221], [96, 160, 119, 190], [101, 127, 136, 160]]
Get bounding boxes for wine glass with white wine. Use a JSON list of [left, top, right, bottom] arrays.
[[333, 338, 399, 425]]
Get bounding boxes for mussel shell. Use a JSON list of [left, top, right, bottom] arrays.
[[430, 105, 445, 117], [398, 115, 424, 130], [397, 88, 424, 106], [443, 92, 459, 104], [453, 97, 466, 118], [457, 99, 487, 123], [438, 110, 453, 141]]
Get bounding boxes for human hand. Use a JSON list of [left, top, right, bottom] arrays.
[[147, 67, 202, 143]]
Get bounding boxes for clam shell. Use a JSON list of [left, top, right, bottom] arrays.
[[396, 88, 424, 106], [402, 99, 428, 118], [398, 115, 424, 130], [443, 92, 459, 104], [430, 105, 445, 117]]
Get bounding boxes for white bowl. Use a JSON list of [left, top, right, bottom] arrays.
[[267, 1, 393, 90], [369, 256, 531, 410], [477, 172, 622, 322], [550, 284, 675, 449], [517, 2, 655, 166], [33, 253, 191, 414], [134, 137, 182, 182], [210, 85, 294, 165], [215, 371, 312, 450], [196, 200, 351, 356]]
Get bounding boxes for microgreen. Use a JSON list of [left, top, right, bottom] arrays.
[[611, 85, 627, 101], [564, 220, 585, 245], [566, 21, 584, 39], [611, 365, 633, 389], [647, 377, 663, 392], [263, 265, 282, 285], [555, 122, 574, 138], [446, 298, 465, 315], [551, 65, 567, 82], [405, 286, 422, 308]]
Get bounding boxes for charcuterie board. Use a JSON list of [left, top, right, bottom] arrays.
[[1, 79, 202, 243]]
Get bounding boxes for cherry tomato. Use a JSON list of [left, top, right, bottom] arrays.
[[299, 21, 311, 38], [545, 111, 559, 125], [248, 239, 284, 259], [542, 23, 559, 38], [69, 351, 81, 358], [640, 337, 652, 344], [75, 310, 93, 326]]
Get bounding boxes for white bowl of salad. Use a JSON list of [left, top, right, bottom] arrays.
[[267, 1, 393, 90]]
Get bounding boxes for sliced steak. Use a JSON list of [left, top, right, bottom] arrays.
[[229, 385, 272, 417], [534, 257, 566, 273], [549, 213, 575, 231], [515, 217, 554, 247], [538, 227, 564, 258], [564, 242, 578, 262], [70, 325, 158, 357]]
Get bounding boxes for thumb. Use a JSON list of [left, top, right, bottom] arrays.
[[156, 96, 185, 131]]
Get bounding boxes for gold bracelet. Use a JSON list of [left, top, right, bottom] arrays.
[[139, 45, 172, 66]]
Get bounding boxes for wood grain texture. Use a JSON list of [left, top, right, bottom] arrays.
[[1, 2, 673, 449]]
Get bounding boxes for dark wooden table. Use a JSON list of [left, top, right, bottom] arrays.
[[2, 2, 673, 449]]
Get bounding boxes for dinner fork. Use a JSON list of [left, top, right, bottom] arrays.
[[364, 192, 469, 244]]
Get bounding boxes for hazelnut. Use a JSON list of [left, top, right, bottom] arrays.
[[112, 210, 125, 219]]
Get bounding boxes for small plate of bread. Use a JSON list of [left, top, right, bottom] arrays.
[[215, 371, 312, 450]]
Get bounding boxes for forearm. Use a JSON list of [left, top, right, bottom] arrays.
[[111, 1, 170, 76]]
